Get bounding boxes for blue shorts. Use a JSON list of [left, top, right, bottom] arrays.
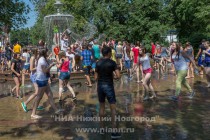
[[116, 54, 122, 59], [59, 72, 70, 80], [23, 64, 30, 70], [97, 84, 116, 104], [198, 56, 203, 66], [204, 62, 210, 67], [124, 60, 131, 69], [30, 73, 37, 83], [36, 80, 48, 87]]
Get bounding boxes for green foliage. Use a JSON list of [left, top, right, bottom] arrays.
[[0, 0, 30, 31], [12, 0, 210, 46]]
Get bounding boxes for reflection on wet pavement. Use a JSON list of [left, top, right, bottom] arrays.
[[0, 71, 210, 140]]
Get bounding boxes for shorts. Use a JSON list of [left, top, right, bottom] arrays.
[[6, 55, 11, 61], [59, 72, 70, 80], [116, 54, 122, 59], [83, 65, 91, 75], [92, 62, 96, 69], [30, 73, 37, 83], [36, 80, 48, 87], [185, 58, 190, 63], [198, 56, 203, 66], [143, 68, 152, 74], [204, 62, 210, 67], [124, 60, 131, 69], [23, 64, 30, 70], [97, 84, 116, 104]]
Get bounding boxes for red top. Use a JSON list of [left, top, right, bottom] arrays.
[[132, 47, 139, 63], [151, 44, 156, 55], [60, 60, 70, 72]]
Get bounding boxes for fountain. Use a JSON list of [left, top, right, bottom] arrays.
[[43, 0, 98, 52], [43, 0, 75, 52]]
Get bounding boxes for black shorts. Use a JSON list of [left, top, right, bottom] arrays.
[[83, 65, 91, 75], [97, 83, 116, 104]]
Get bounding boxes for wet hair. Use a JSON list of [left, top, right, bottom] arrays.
[[102, 46, 111, 56], [31, 48, 38, 56], [136, 41, 140, 46], [38, 48, 48, 60], [205, 41, 210, 47], [171, 43, 181, 61], [139, 47, 146, 56], [58, 51, 66, 58], [6, 42, 10, 46], [23, 48, 27, 52], [202, 39, 206, 43]]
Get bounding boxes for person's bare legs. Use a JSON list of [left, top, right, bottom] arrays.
[[99, 102, 105, 129], [190, 62, 194, 78], [85, 75, 92, 86], [22, 69, 26, 86], [205, 67, 210, 87], [136, 66, 140, 82], [186, 62, 191, 78], [142, 73, 151, 99], [110, 104, 117, 128], [58, 79, 63, 100], [31, 86, 46, 117], [120, 58, 123, 71], [45, 85, 58, 111], [66, 80, 76, 97], [13, 77, 20, 97], [25, 83, 38, 105]]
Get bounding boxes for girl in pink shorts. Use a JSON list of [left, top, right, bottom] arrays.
[[139, 47, 156, 101]]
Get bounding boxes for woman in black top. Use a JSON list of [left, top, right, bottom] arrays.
[[11, 53, 22, 98]]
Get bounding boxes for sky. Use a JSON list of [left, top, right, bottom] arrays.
[[23, 0, 37, 28]]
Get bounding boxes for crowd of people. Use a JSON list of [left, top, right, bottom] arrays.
[[0, 38, 209, 115]]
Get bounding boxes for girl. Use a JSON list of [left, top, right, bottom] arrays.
[[21, 48, 43, 112], [203, 41, 210, 87], [139, 47, 156, 100], [132, 41, 141, 83], [184, 42, 194, 78], [31, 49, 61, 119], [165, 42, 198, 101], [11, 53, 22, 99], [116, 41, 123, 71], [56, 51, 76, 105]]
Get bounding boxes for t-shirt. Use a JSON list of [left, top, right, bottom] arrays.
[[123, 46, 131, 61], [36, 57, 49, 81], [13, 44, 21, 53], [22, 52, 30, 65], [116, 45, 123, 54], [111, 49, 116, 62], [11, 59, 22, 75], [81, 49, 92, 66], [66, 52, 74, 61], [5, 46, 12, 57], [139, 55, 151, 70], [92, 45, 100, 59], [61, 38, 69, 51], [172, 51, 188, 71], [95, 58, 117, 84]]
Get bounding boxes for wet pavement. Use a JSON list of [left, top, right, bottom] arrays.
[[0, 70, 210, 140]]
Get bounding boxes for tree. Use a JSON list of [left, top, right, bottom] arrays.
[[0, 0, 30, 31]]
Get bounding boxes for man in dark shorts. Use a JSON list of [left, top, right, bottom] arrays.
[[95, 46, 121, 139], [81, 44, 93, 87]]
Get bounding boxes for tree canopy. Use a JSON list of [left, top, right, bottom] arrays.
[[0, 0, 30, 32], [9, 0, 210, 46]]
